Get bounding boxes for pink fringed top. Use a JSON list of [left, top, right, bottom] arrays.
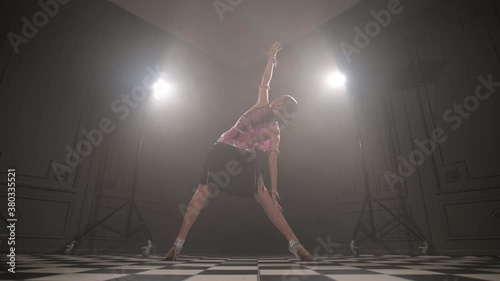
[[217, 105, 280, 153]]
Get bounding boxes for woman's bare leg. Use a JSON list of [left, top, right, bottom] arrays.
[[176, 183, 211, 241], [254, 184, 314, 260], [166, 183, 211, 260], [254, 185, 298, 242]]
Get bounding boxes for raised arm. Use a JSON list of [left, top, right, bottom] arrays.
[[257, 42, 282, 105]]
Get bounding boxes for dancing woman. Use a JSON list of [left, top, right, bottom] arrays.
[[165, 42, 314, 261]]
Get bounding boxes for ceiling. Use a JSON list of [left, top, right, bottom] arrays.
[[108, 0, 361, 71]]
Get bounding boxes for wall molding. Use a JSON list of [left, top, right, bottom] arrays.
[[0, 194, 75, 237], [437, 183, 500, 194], [440, 198, 500, 239], [0, 180, 76, 193]]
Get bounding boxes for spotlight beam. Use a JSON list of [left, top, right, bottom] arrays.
[[153, 79, 173, 100], [327, 71, 346, 88]]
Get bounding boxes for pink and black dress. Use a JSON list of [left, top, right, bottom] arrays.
[[200, 105, 280, 197]]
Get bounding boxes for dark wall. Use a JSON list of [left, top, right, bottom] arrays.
[[1, 0, 499, 256], [239, 0, 500, 255], [0, 0, 245, 254]]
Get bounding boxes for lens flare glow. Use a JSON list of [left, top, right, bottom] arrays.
[[153, 79, 173, 100], [326, 71, 346, 88]]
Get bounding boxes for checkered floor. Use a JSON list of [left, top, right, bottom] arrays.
[[3, 254, 500, 281]]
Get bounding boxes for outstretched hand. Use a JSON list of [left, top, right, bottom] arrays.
[[267, 42, 282, 59]]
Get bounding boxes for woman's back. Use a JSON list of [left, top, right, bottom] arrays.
[[218, 105, 279, 152]]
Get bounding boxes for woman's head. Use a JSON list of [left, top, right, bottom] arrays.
[[270, 95, 298, 127]]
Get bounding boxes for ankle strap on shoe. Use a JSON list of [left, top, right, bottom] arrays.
[[289, 240, 301, 249], [173, 239, 184, 252]]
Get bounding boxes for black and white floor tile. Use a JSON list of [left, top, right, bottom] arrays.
[[3, 254, 499, 281]]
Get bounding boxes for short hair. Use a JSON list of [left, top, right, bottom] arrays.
[[282, 95, 298, 117], [276, 95, 298, 129]]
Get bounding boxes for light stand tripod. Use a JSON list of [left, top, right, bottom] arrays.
[[348, 90, 429, 257], [64, 107, 156, 257]]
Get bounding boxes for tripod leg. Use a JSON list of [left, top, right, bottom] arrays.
[[63, 201, 131, 254], [371, 197, 427, 242], [131, 202, 155, 257], [371, 197, 430, 254], [351, 196, 369, 241], [350, 197, 370, 257], [132, 202, 153, 240], [98, 220, 148, 255]]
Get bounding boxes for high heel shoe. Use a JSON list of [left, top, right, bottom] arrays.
[[289, 240, 314, 261], [165, 239, 184, 261]]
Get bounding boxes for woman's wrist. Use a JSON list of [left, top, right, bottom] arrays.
[[268, 55, 277, 66], [269, 189, 280, 198]]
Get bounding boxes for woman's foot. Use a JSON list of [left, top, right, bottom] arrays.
[[288, 240, 314, 261], [165, 239, 184, 261]]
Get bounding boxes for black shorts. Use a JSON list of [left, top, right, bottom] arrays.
[[200, 142, 271, 197]]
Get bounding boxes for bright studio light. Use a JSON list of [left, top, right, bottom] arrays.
[[153, 79, 173, 100], [326, 71, 346, 88]]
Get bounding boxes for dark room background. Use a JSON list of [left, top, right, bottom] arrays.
[[1, 0, 499, 256]]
